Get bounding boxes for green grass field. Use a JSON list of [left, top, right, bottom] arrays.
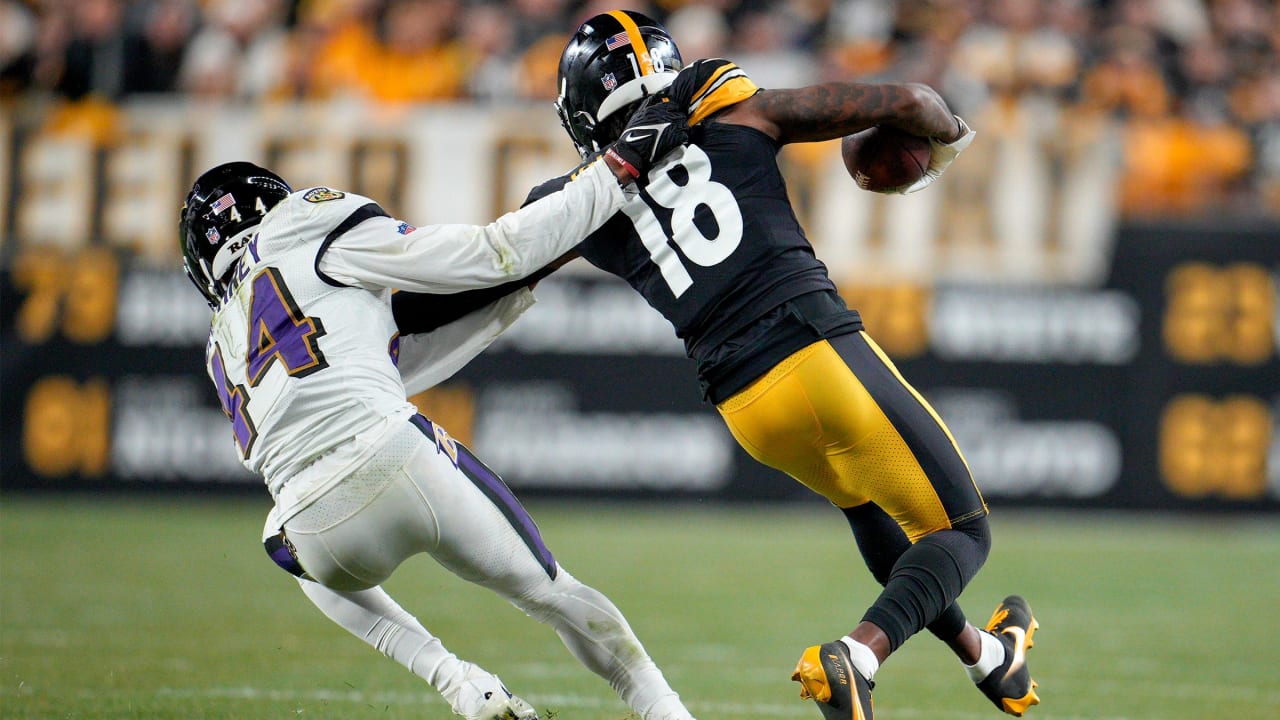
[[2, 495, 1278, 720]]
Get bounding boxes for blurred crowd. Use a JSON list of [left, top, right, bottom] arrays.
[[2, 0, 1279, 216]]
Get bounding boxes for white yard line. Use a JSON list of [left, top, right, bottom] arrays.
[[152, 685, 1150, 720]]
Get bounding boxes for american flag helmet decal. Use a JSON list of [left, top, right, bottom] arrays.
[[604, 30, 629, 51], [210, 193, 236, 214]]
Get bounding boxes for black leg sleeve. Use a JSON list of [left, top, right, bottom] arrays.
[[852, 511, 991, 652], [842, 502, 911, 584]]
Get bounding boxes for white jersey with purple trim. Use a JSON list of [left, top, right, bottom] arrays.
[[203, 160, 625, 520]]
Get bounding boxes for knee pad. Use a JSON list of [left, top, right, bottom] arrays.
[[842, 503, 912, 586], [954, 513, 992, 566], [866, 517, 993, 651]]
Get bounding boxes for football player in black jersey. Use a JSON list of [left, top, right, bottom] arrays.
[[520, 10, 1041, 720]]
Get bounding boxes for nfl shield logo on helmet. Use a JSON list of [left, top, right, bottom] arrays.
[[206, 227, 221, 244], [602, 72, 617, 92]]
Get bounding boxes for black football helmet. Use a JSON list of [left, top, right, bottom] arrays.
[[179, 161, 291, 307], [555, 10, 683, 159]]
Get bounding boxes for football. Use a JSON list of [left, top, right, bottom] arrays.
[[841, 125, 932, 193]]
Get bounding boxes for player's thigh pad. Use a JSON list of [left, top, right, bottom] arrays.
[[281, 422, 437, 591], [404, 415, 558, 596], [718, 332, 985, 540]]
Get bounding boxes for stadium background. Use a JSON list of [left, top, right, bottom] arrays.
[[2, 2, 1279, 719], [2, 0, 1277, 510]]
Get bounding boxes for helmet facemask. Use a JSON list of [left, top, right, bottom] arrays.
[[554, 83, 600, 160]]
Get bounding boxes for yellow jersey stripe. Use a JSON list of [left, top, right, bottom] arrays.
[[691, 62, 740, 106], [607, 10, 653, 76], [860, 332, 975, 479]]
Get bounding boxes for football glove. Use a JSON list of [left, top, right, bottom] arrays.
[[605, 94, 689, 179], [903, 115, 976, 194]]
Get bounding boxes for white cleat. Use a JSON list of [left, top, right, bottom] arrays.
[[455, 674, 539, 720]]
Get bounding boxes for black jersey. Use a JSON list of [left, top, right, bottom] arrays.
[[526, 60, 862, 402]]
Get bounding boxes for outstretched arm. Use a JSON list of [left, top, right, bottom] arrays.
[[720, 81, 965, 145], [668, 59, 974, 194], [321, 97, 684, 295], [668, 58, 964, 145]]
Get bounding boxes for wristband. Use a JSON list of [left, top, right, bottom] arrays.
[[605, 147, 641, 179]]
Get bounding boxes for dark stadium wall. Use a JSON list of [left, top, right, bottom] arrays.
[[1, 221, 1277, 511]]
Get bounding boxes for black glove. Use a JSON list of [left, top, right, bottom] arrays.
[[605, 94, 689, 179]]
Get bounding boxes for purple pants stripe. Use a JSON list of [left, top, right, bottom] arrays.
[[264, 530, 308, 579], [411, 414, 557, 579]]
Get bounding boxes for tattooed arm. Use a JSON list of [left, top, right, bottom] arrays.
[[668, 58, 964, 146], [666, 59, 973, 193], [716, 82, 964, 146]]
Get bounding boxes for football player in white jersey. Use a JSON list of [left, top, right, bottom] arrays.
[[179, 98, 695, 720]]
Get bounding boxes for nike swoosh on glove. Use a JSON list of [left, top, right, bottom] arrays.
[[606, 94, 689, 179], [902, 115, 976, 194]]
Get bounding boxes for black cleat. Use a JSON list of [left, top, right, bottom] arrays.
[[977, 595, 1041, 716], [792, 641, 874, 720]]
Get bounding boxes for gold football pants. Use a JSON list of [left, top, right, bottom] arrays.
[[716, 331, 987, 541]]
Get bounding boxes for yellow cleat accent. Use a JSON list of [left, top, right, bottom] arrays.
[[1001, 679, 1041, 716], [978, 596, 1041, 716], [792, 641, 874, 720], [792, 645, 834, 703]]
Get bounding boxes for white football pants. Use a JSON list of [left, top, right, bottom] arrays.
[[268, 415, 694, 720]]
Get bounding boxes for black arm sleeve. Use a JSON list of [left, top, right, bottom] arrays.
[[391, 265, 557, 335]]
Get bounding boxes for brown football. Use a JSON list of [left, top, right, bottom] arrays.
[[841, 125, 932, 193]]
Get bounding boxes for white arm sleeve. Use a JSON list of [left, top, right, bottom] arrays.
[[320, 160, 624, 293], [397, 288, 535, 395]]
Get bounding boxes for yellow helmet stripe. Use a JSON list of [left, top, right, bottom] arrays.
[[607, 10, 654, 75]]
